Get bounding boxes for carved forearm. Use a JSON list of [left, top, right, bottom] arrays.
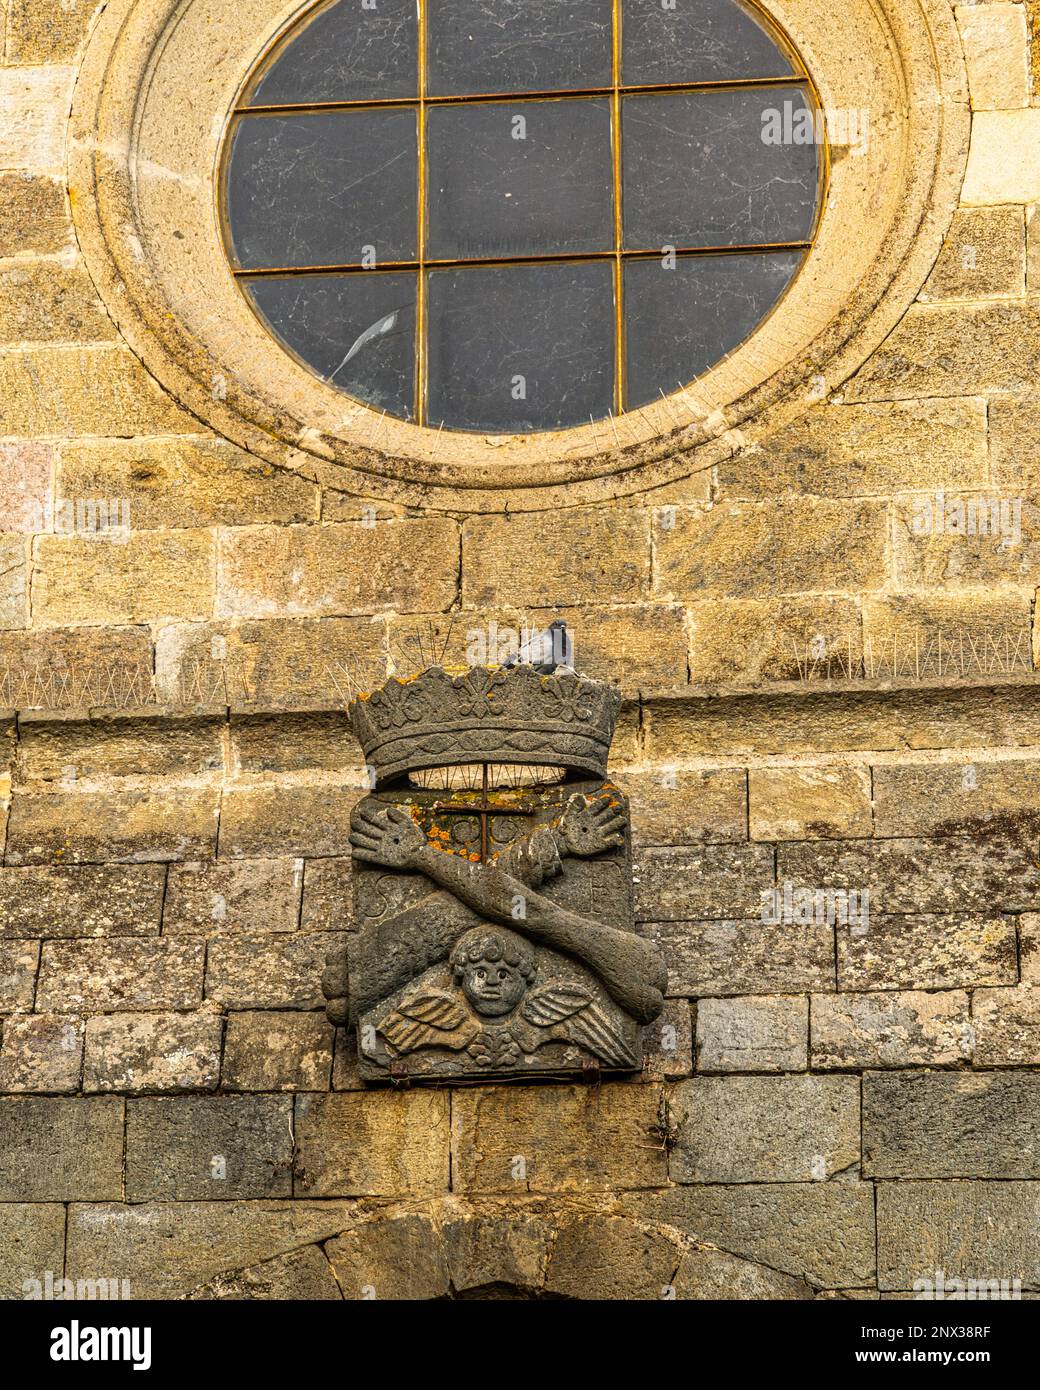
[[413, 845, 665, 1023]]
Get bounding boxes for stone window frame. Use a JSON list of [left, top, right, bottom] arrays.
[[70, 0, 969, 512]]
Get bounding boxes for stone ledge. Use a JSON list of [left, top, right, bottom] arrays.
[[2, 672, 1038, 755]]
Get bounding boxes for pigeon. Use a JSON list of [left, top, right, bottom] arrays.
[[504, 619, 574, 674]]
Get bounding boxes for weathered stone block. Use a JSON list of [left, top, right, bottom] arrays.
[[836, 913, 1017, 990], [644, 920, 834, 996], [956, 4, 1030, 109], [0, 1014, 83, 1092], [641, 997, 694, 1078], [83, 1012, 223, 1093], [720, 398, 987, 498], [0, 67, 74, 172], [205, 933, 341, 1010], [163, 859, 302, 934], [620, 768, 746, 845], [0, 347, 192, 437], [230, 713, 365, 774], [126, 1096, 293, 1201], [633, 844, 774, 920], [864, 1072, 1040, 1178], [330, 1030, 363, 1091], [1021, 912, 1040, 984], [0, 939, 39, 1010], [873, 758, 1040, 838], [991, 393, 1040, 490], [696, 994, 808, 1072], [0, 533, 28, 627], [779, 835, 1040, 914], [862, 593, 1033, 679], [36, 938, 205, 1012], [0, 1097, 123, 1200], [963, 109, 1040, 204], [218, 785, 358, 859], [0, 625, 154, 711], [301, 857, 353, 932], [0, 439, 51, 532], [848, 303, 1040, 400], [0, 864, 165, 938], [7, 788, 219, 863], [0, 263, 115, 345], [921, 207, 1026, 302], [58, 438, 317, 529], [973, 986, 1040, 1066], [624, 1182, 877, 1288], [749, 764, 872, 840], [654, 500, 887, 601], [462, 508, 650, 607], [811, 991, 972, 1069], [545, 1213, 682, 1300], [294, 1091, 449, 1197], [184, 1244, 342, 1300], [877, 1181, 1040, 1291], [217, 518, 458, 619], [687, 596, 862, 684], [669, 1076, 860, 1183], [7, 0, 97, 63], [326, 1212, 449, 1300], [66, 1201, 358, 1300], [893, 493, 1040, 590], [451, 1084, 667, 1193], [673, 1245, 812, 1300], [0, 1203, 66, 1300], [33, 530, 215, 626], [157, 617, 386, 710], [0, 174, 70, 257], [529, 602, 687, 694], [16, 716, 223, 785], [442, 1205, 554, 1295], [222, 1012, 334, 1091]]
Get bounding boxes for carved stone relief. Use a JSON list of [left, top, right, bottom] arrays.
[[322, 664, 666, 1082]]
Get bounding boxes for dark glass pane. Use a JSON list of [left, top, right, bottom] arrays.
[[226, 110, 418, 269], [622, 87, 819, 249], [426, 99, 614, 260], [622, 0, 795, 84], [245, 272, 417, 418], [427, 0, 613, 97], [249, 0, 418, 105], [426, 261, 615, 430], [623, 250, 801, 408]]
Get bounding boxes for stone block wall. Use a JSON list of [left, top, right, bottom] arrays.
[[1, 0, 1040, 1299], [1, 686, 1039, 1299]]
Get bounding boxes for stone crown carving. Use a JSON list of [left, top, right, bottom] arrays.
[[350, 665, 622, 785]]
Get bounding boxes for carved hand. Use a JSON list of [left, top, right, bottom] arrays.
[[350, 802, 427, 870], [558, 791, 626, 858]]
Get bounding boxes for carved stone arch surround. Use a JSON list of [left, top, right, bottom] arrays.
[[181, 1197, 823, 1299], [69, 0, 968, 512]]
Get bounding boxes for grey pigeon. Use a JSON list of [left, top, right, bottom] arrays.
[[504, 619, 574, 674]]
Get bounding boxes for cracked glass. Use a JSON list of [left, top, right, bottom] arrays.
[[223, 0, 823, 433]]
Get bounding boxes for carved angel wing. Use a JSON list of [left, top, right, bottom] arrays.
[[521, 982, 595, 1025], [563, 1001, 639, 1069], [378, 988, 471, 1054], [521, 982, 637, 1068]]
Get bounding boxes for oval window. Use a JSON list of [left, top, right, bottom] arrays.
[[221, 0, 825, 434]]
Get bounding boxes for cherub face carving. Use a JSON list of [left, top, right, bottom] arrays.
[[451, 927, 535, 1018]]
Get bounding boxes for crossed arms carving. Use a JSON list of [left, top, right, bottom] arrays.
[[330, 790, 666, 1027]]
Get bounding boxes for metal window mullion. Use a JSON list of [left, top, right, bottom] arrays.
[[611, 0, 624, 417], [415, 0, 429, 426]]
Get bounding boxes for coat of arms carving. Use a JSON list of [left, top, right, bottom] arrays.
[[322, 661, 666, 1082]]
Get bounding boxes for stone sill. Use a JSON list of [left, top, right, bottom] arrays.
[[5, 669, 1040, 730]]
